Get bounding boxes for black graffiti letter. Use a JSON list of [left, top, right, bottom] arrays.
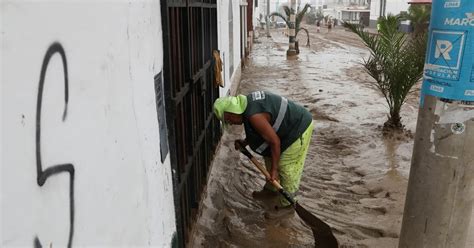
[[34, 42, 75, 248]]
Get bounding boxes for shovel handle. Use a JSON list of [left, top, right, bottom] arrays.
[[236, 140, 295, 205]]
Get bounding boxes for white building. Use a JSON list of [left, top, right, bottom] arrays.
[[218, 0, 248, 96], [323, 0, 369, 7], [2, 0, 248, 247], [369, 0, 410, 28]]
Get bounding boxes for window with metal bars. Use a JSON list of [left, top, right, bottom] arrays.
[[161, 1, 220, 247]]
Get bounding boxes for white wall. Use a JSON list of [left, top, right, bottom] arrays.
[[370, 0, 382, 24], [386, 0, 409, 16], [1, 1, 176, 247], [217, 0, 243, 96]]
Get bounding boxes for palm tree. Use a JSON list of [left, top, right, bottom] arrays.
[[270, 3, 311, 48], [344, 15, 427, 130], [401, 4, 431, 36]]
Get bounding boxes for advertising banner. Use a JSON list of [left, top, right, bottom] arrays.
[[421, 0, 474, 101]]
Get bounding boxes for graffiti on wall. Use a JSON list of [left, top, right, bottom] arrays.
[[34, 42, 75, 248]]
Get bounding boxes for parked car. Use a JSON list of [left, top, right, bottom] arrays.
[[274, 20, 287, 28]]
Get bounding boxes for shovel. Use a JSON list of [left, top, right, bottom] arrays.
[[236, 141, 339, 248]]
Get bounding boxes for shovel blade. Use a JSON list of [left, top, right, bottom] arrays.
[[295, 202, 339, 248]]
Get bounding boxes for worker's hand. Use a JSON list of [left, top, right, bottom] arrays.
[[234, 139, 247, 150], [269, 168, 279, 183]]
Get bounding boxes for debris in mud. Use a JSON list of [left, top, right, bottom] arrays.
[[347, 185, 370, 195], [310, 107, 339, 122]]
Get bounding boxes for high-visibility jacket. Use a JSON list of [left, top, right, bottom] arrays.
[[243, 91, 312, 156]]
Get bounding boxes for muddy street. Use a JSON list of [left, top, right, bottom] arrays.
[[190, 26, 473, 248]]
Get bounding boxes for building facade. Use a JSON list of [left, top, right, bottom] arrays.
[[2, 1, 177, 246]]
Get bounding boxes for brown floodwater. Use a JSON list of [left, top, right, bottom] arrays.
[[190, 26, 474, 248]]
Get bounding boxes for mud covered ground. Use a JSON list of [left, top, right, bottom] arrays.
[[190, 25, 474, 247]]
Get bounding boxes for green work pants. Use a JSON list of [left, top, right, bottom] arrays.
[[264, 122, 314, 207]]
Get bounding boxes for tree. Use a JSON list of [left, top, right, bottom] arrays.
[[306, 10, 317, 24], [344, 15, 427, 130], [306, 8, 324, 25], [270, 3, 311, 47], [401, 4, 431, 36], [316, 10, 325, 22]]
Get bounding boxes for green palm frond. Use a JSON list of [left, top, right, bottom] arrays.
[[282, 6, 291, 18], [269, 12, 290, 27], [274, 3, 311, 32], [297, 27, 311, 46], [270, 3, 312, 49], [344, 14, 427, 129], [296, 3, 311, 29]]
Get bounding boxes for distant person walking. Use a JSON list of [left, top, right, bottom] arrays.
[[327, 19, 332, 32], [316, 20, 321, 33]]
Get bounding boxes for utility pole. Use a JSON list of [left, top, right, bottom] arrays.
[[286, 0, 297, 56], [266, 0, 271, 37], [399, 1, 474, 248]]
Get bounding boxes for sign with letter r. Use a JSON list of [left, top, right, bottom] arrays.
[[427, 30, 466, 70]]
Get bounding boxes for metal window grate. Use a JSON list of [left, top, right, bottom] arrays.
[[161, 1, 219, 247]]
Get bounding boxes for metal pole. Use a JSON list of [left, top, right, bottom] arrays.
[[286, 0, 297, 56], [399, 1, 474, 247], [266, 0, 271, 37]]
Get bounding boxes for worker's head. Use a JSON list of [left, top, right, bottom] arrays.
[[213, 95, 247, 127]]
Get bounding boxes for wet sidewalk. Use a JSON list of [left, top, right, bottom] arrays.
[[190, 27, 474, 247]]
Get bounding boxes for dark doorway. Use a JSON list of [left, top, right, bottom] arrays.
[[160, 0, 220, 247]]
